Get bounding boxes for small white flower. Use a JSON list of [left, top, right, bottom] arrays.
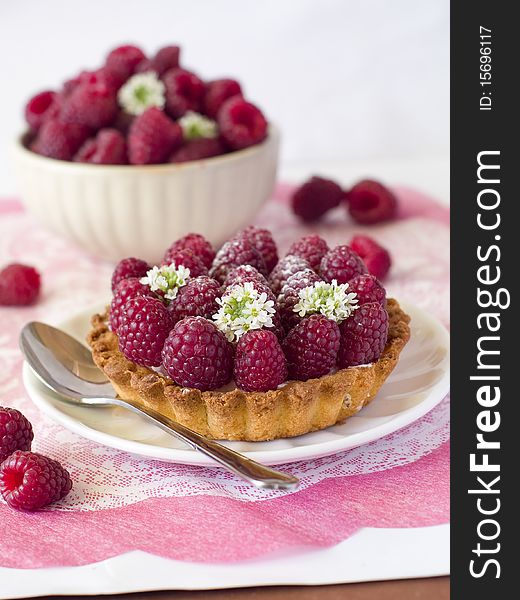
[[179, 111, 218, 140], [140, 264, 190, 302], [118, 72, 166, 116], [213, 281, 276, 342], [293, 280, 358, 323]]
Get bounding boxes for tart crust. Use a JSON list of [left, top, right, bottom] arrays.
[[87, 298, 411, 441]]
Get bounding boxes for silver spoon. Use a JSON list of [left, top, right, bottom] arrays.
[[19, 322, 299, 491]]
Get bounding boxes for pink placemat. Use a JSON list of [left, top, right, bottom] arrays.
[[0, 185, 450, 569]]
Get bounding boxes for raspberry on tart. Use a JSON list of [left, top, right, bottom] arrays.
[[234, 330, 287, 392], [210, 238, 268, 284], [269, 255, 312, 296], [320, 245, 367, 284], [286, 235, 329, 271]]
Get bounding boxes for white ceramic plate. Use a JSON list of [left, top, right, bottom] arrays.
[[23, 301, 449, 466]]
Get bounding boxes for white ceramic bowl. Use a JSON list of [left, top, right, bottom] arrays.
[[12, 126, 280, 264]]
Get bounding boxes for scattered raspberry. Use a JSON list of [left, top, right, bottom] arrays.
[[337, 302, 389, 367], [111, 257, 150, 292], [168, 276, 221, 324], [164, 233, 215, 269], [162, 316, 233, 391], [218, 97, 267, 150], [0, 451, 72, 511], [0, 264, 41, 306], [31, 119, 90, 160], [110, 277, 154, 332], [152, 45, 181, 75], [277, 269, 322, 331], [319, 245, 367, 284], [61, 82, 118, 130], [346, 180, 397, 224], [74, 128, 127, 164], [170, 138, 225, 163], [24, 91, 58, 132], [203, 79, 242, 119], [163, 68, 205, 118], [0, 408, 34, 463], [162, 248, 208, 278], [118, 296, 173, 367], [291, 176, 344, 222], [286, 235, 329, 271], [268, 255, 312, 295], [233, 226, 278, 274], [234, 330, 287, 392], [350, 235, 392, 280], [210, 238, 268, 284], [128, 107, 183, 164], [347, 274, 386, 306], [283, 315, 340, 381], [224, 265, 268, 288], [105, 45, 147, 80]]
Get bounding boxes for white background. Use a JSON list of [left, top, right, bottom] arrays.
[[1, 0, 449, 198]]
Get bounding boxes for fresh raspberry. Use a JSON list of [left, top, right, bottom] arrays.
[[163, 68, 205, 118], [210, 238, 268, 284], [168, 276, 220, 324], [268, 255, 312, 295], [286, 235, 330, 271], [164, 233, 215, 269], [350, 235, 392, 280], [348, 274, 386, 306], [152, 45, 181, 75], [135, 59, 156, 74], [118, 296, 173, 367], [218, 97, 267, 150], [203, 79, 242, 119], [234, 226, 278, 273], [319, 245, 367, 284], [0, 408, 34, 462], [234, 330, 287, 392], [61, 82, 118, 130], [162, 248, 208, 278], [162, 316, 233, 391], [31, 119, 90, 160], [74, 128, 127, 164], [110, 277, 154, 332], [291, 176, 344, 222], [0, 451, 72, 511], [105, 45, 147, 80], [283, 315, 340, 381], [224, 265, 268, 288], [128, 107, 183, 164], [111, 257, 150, 292], [337, 302, 389, 367], [277, 269, 322, 330], [346, 180, 397, 224], [24, 91, 58, 132], [0, 264, 41, 306], [170, 138, 225, 163]]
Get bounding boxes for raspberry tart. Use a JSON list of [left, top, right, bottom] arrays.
[[88, 228, 410, 441]]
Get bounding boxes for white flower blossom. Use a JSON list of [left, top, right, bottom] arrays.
[[293, 280, 358, 323], [178, 111, 218, 140], [118, 72, 166, 115], [213, 282, 276, 342], [140, 264, 190, 302]]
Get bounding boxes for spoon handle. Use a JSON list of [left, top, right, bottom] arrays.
[[115, 398, 299, 491]]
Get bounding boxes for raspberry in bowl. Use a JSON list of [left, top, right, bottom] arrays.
[[12, 44, 279, 264]]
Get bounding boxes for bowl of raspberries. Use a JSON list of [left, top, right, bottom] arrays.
[[13, 44, 279, 264]]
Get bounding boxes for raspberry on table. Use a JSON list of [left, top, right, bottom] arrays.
[[162, 248, 208, 278], [234, 330, 287, 392], [286, 235, 330, 271], [74, 128, 127, 164], [170, 138, 225, 163], [61, 82, 118, 130], [163, 68, 205, 118], [105, 45, 147, 80], [164, 233, 215, 269], [0, 407, 34, 463], [162, 316, 234, 391], [168, 276, 221, 324], [152, 45, 181, 75], [24, 91, 59, 132], [346, 179, 397, 224], [217, 97, 267, 150], [337, 302, 389, 367], [203, 79, 242, 119], [0, 264, 41, 306], [31, 119, 90, 161], [283, 315, 340, 381], [111, 257, 150, 292], [350, 235, 392, 280], [291, 176, 345, 222], [118, 296, 173, 367], [110, 277, 155, 332], [319, 245, 367, 284], [210, 238, 268, 284], [128, 107, 183, 164], [234, 226, 278, 273], [277, 268, 322, 331], [224, 264, 268, 288], [348, 274, 386, 306], [268, 255, 312, 296], [0, 450, 72, 511]]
